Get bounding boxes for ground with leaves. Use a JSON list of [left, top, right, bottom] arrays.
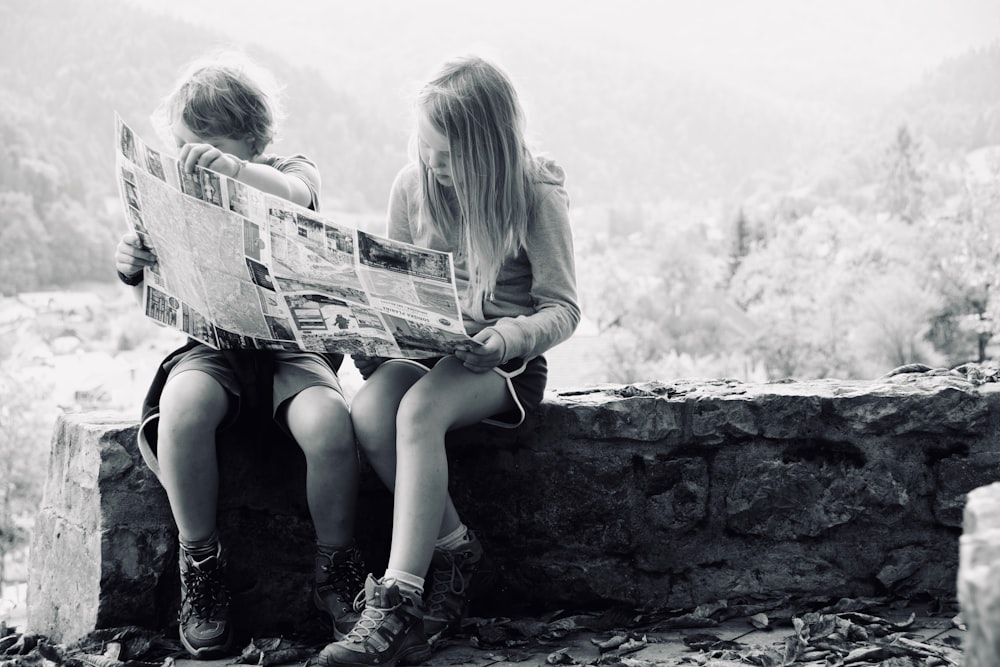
[[0, 594, 967, 667]]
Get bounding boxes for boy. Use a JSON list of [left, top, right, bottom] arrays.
[[114, 51, 363, 658]]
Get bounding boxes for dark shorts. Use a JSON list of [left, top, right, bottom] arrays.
[[137, 344, 343, 479], [382, 355, 547, 428], [160, 345, 344, 421]]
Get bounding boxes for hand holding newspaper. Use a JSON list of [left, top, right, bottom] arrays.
[[114, 113, 477, 358]]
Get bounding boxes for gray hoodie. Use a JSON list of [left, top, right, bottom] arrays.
[[387, 157, 580, 363]]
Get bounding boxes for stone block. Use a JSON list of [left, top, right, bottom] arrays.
[[27, 413, 173, 643], [27, 373, 1000, 643], [959, 481, 1000, 667]]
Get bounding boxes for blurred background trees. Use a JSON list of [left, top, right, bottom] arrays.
[[4, 0, 998, 381]]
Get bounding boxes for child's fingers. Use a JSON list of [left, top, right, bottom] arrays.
[[354, 356, 386, 379], [116, 242, 155, 266], [178, 143, 215, 172], [177, 143, 193, 170], [454, 343, 504, 372], [122, 231, 155, 255], [134, 246, 157, 262], [195, 146, 220, 169], [178, 143, 240, 176], [205, 152, 236, 176], [186, 144, 213, 171], [115, 247, 155, 275], [456, 353, 496, 373], [196, 146, 232, 173]]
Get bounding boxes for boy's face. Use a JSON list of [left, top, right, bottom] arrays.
[[172, 121, 254, 160]]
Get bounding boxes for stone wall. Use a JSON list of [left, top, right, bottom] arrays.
[[27, 373, 1000, 643], [959, 481, 1000, 667]]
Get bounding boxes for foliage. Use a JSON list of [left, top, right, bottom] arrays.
[[0, 595, 966, 665], [896, 41, 1000, 151], [577, 202, 757, 382], [880, 125, 926, 223], [0, 194, 48, 296], [581, 116, 1000, 384], [923, 149, 1000, 364], [730, 206, 950, 379], [0, 369, 54, 582]]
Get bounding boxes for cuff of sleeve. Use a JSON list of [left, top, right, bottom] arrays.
[[490, 328, 509, 364], [489, 320, 523, 364], [117, 270, 144, 286]]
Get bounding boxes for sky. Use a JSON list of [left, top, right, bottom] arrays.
[[134, 0, 1000, 107]]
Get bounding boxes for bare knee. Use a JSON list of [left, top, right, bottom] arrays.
[[351, 368, 422, 460], [396, 390, 448, 445], [158, 372, 228, 452], [286, 387, 355, 460]]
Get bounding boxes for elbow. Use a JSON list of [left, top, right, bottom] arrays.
[[565, 299, 582, 335]]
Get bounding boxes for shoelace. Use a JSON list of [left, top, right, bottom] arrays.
[[182, 563, 229, 621], [427, 551, 468, 610], [318, 548, 365, 598], [351, 588, 367, 613], [344, 604, 390, 643]]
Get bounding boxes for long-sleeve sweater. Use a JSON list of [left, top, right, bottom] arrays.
[[387, 158, 580, 363]]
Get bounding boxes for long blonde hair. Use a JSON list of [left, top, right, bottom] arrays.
[[417, 56, 537, 307]]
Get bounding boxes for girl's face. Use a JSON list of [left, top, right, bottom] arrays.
[[171, 120, 254, 160], [417, 111, 455, 187]]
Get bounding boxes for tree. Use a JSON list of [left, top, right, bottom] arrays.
[[0, 193, 49, 294], [576, 202, 756, 383], [0, 368, 53, 586], [726, 207, 753, 284], [880, 124, 926, 223], [854, 272, 945, 371], [43, 198, 119, 287], [729, 206, 938, 379], [925, 150, 1000, 363]]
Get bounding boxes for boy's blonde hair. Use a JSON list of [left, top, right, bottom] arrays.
[[153, 50, 284, 157], [416, 55, 538, 309]]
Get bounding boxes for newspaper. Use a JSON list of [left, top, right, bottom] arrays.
[[115, 113, 476, 358]]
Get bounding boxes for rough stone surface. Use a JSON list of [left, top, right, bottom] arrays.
[[959, 481, 1000, 667], [27, 374, 1000, 643]]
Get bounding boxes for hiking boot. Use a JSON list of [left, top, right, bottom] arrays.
[[423, 531, 484, 642], [314, 543, 366, 639], [178, 541, 234, 658], [313, 575, 431, 667]]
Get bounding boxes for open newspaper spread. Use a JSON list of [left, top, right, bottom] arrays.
[[115, 113, 475, 358]]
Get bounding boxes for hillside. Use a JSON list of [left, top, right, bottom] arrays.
[[0, 0, 403, 212], [2, 1, 1000, 295], [0, 0, 838, 211], [893, 42, 1000, 151]]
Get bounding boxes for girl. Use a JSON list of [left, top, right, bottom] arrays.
[[316, 55, 580, 667]]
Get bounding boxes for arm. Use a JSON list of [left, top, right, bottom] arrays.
[[492, 186, 581, 359], [179, 144, 319, 209], [457, 186, 581, 370]]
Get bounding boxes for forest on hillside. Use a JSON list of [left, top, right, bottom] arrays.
[[2, 0, 1000, 377]]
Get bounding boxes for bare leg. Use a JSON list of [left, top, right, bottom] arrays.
[[156, 370, 229, 543], [386, 357, 513, 579], [283, 386, 358, 545], [351, 362, 464, 543]]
